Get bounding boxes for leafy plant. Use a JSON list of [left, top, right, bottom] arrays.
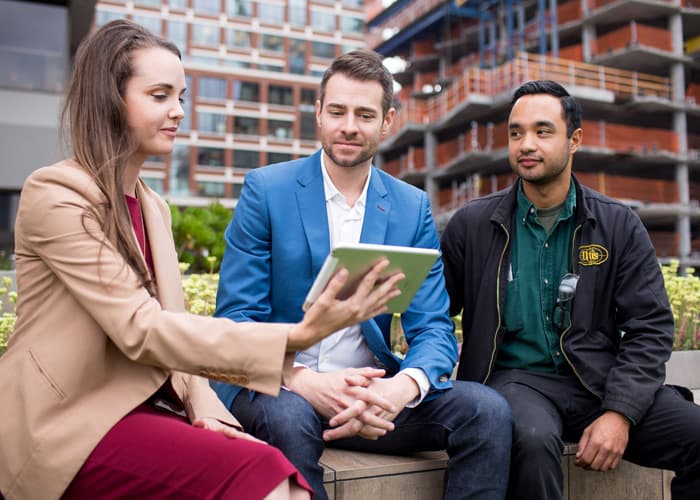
[[170, 202, 232, 273], [1, 261, 700, 357], [0, 276, 18, 356], [662, 260, 700, 350]]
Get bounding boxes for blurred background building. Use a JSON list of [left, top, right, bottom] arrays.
[[367, 0, 700, 264], [1, 0, 700, 266], [0, 0, 96, 259]]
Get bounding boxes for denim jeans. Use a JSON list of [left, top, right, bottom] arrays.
[[230, 380, 512, 500], [488, 370, 700, 500]]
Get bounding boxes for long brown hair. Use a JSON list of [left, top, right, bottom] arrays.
[[61, 19, 181, 296]]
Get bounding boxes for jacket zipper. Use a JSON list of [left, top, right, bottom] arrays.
[[559, 223, 602, 400], [483, 223, 510, 384]]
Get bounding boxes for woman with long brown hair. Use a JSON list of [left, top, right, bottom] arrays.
[[0, 20, 401, 500]]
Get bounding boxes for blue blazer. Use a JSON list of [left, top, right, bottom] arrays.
[[214, 150, 457, 408]]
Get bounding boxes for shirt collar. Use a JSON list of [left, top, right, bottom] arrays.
[[516, 178, 576, 224], [320, 153, 370, 209]]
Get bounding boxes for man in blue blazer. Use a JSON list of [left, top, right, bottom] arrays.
[[214, 50, 512, 500]]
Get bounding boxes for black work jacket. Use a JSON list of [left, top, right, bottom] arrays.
[[441, 176, 674, 423]]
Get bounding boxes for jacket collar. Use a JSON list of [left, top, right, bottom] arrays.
[[295, 150, 390, 273], [491, 174, 595, 229], [135, 179, 186, 312]]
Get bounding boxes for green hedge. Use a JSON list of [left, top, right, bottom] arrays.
[[1, 261, 698, 356]]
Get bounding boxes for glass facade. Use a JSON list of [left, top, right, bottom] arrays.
[[0, 0, 68, 92]]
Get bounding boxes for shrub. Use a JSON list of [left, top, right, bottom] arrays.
[[170, 202, 232, 274], [1, 261, 699, 356], [662, 260, 700, 350]]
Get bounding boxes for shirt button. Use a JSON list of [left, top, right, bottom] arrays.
[[555, 351, 561, 357], [544, 278, 549, 284], [544, 243, 549, 248], [530, 208, 535, 213], [545, 315, 550, 321]]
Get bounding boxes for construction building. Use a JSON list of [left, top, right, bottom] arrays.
[[367, 0, 700, 264], [95, 0, 365, 207]]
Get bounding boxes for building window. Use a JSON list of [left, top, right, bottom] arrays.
[[226, 28, 252, 48], [259, 64, 283, 73], [134, 0, 162, 7], [259, 34, 283, 53], [223, 59, 252, 69], [167, 20, 187, 53], [289, 0, 306, 26], [197, 147, 226, 167], [300, 112, 317, 141], [300, 88, 316, 107], [0, 1, 68, 92], [268, 152, 292, 164], [289, 39, 305, 75], [268, 119, 293, 139], [142, 177, 165, 194], [258, 2, 285, 24], [233, 149, 260, 169], [170, 0, 188, 11], [95, 10, 123, 27], [342, 0, 364, 7], [233, 81, 259, 102], [227, 0, 253, 17], [179, 75, 193, 131], [170, 144, 191, 196], [234, 116, 259, 135], [194, 0, 220, 15], [132, 14, 162, 35], [268, 85, 293, 106], [340, 16, 363, 35], [311, 41, 335, 59], [311, 10, 335, 32], [198, 76, 226, 100], [196, 181, 226, 197], [192, 23, 220, 46], [198, 112, 227, 134]]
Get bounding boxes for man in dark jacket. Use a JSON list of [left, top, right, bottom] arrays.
[[441, 79, 700, 500]]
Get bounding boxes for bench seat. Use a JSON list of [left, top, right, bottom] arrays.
[[320, 445, 673, 499]]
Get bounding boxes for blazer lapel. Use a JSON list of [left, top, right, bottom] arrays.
[[136, 181, 186, 312], [296, 154, 331, 275], [360, 168, 390, 245]]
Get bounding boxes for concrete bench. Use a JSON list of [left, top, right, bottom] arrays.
[[320, 445, 673, 500]]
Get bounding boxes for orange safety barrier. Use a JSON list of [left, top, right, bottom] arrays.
[[593, 22, 672, 56]]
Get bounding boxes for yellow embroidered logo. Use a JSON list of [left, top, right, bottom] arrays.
[[578, 244, 609, 266]]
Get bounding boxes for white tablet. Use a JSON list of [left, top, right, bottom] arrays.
[[302, 242, 440, 314]]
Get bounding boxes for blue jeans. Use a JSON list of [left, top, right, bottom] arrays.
[[488, 370, 700, 500], [230, 381, 512, 500]]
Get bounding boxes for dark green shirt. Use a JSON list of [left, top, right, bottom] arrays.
[[496, 179, 576, 373]]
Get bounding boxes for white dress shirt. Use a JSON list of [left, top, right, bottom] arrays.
[[295, 156, 430, 406]]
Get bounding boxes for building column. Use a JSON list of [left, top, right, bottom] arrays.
[[425, 129, 437, 210], [670, 11, 690, 263]]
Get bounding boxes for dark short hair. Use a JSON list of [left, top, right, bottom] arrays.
[[511, 80, 582, 138], [319, 49, 394, 116]]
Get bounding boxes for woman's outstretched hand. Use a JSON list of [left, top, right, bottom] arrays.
[[287, 259, 403, 352]]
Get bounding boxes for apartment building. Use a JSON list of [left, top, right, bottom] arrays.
[[95, 0, 366, 207], [0, 0, 96, 257], [367, 0, 700, 263]]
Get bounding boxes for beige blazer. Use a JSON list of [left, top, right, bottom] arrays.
[[0, 160, 292, 499]]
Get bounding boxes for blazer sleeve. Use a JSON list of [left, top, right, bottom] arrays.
[[19, 169, 290, 397], [398, 193, 458, 392], [215, 169, 273, 323]]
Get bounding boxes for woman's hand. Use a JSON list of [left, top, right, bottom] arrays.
[[192, 417, 267, 444], [287, 259, 403, 351]]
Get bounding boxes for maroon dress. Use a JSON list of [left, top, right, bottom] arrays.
[[63, 195, 312, 499]]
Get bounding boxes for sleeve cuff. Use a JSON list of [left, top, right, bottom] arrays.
[[400, 368, 430, 408]]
